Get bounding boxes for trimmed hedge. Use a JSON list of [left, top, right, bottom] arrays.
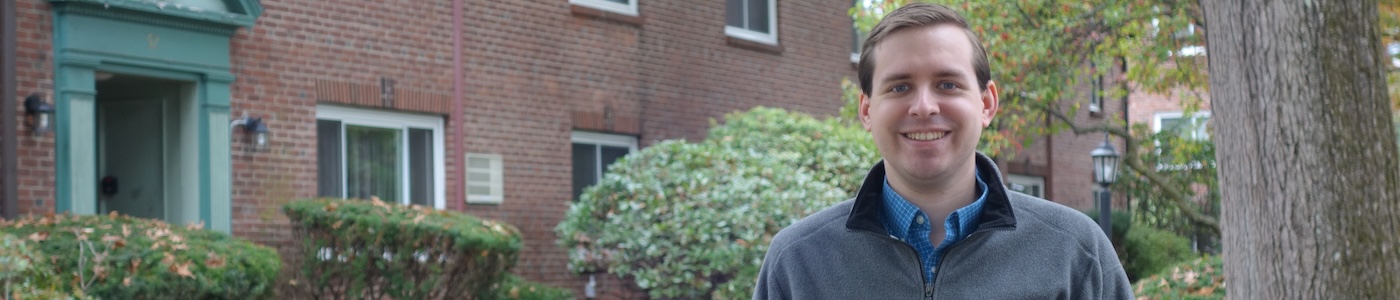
[[0, 233, 89, 299], [283, 197, 522, 299], [486, 274, 575, 300], [0, 213, 280, 299], [1132, 255, 1224, 299]]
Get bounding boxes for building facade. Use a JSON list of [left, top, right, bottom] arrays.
[[5, 0, 859, 296]]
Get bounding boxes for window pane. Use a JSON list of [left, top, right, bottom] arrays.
[[747, 0, 769, 33], [408, 128, 433, 206], [600, 145, 630, 174], [316, 120, 343, 198], [572, 143, 598, 201], [1160, 118, 1183, 135], [726, 0, 745, 28], [603, 0, 628, 3], [1196, 116, 1212, 139], [346, 125, 402, 203]]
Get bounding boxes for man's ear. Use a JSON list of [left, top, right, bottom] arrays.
[[982, 81, 1000, 128], [859, 93, 873, 131]]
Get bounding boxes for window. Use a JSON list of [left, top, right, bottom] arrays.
[[570, 0, 638, 16], [465, 153, 504, 204], [316, 105, 445, 209], [726, 0, 778, 45], [1005, 174, 1045, 198], [1153, 111, 1212, 171], [1154, 111, 1211, 141], [1088, 74, 1104, 114], [572, 131, 637, 200]]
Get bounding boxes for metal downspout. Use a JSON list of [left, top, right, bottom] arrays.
[[451, 0, 465, 210], [2, 0, 19, 219]]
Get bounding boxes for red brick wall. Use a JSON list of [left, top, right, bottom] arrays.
[[1001, 65, 1129, 211], [12, 0, 56, 216], [10, 0, 857, 297]]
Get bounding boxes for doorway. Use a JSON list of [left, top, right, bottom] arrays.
[[95, 74, 199, 225]]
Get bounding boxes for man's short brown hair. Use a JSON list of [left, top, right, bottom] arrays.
[[857, 3, 991, 96]]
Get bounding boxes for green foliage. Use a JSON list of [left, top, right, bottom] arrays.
[[557, 107, 875, 299], [1118, 123, 1220, 252], [0, 213, 279, 299], [1084, 210, 1133, 242], [1132, 255, 1224, 299], [1122, 226, 1195, 282], [283, 198, 521, 299], [485, 274, 575, 300], [0, 233, 90, 299]]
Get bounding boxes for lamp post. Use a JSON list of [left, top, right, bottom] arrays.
[[1090, 136, 1121, 236]]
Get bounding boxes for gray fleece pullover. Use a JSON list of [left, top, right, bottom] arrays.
[[753, 154, 1133, 299]]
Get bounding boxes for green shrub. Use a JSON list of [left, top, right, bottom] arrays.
[[557, 107, 874, 299], [1084, 210, 1133, 242], [486, 274, 575, 300], [283, 197, 521, 299], [1132, 255, 1224, 299], [1122, 226, 1195, 282], [0, 233, 90, 299], [0, 213, 279, 299]]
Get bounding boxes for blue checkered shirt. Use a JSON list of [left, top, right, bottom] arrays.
[[881, 171, 989, 283]]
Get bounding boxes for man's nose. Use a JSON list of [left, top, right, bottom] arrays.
[[909, 89, 939, 117]]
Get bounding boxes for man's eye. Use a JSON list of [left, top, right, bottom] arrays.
[[937, 82, 958, 90], [889, 84, 910, 93]]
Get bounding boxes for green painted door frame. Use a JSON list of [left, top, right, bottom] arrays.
[[49, 0, 260, 234]]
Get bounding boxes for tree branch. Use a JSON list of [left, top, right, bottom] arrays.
[[1035, 104, 1222, 234]]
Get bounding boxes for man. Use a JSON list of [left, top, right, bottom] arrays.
[[752, 3, 1132, 299]]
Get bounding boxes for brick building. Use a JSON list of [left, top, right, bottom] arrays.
[[2, 0, 859, 296]]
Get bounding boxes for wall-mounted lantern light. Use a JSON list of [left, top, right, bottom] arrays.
[[24, 94, 54, 137], [231, 116, 270, 151]]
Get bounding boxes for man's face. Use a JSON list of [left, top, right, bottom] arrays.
[[859, 24, 998, 188]]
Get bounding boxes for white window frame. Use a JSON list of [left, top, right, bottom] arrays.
[[571, 131, 638, 199], [1152, 111, 1212, 141], [569, 0, 638, 16], [316, 105, 446, 209], [1005, 174, 1046, 198], [1152, 111, 1212, 171], [465, 153, 505, 204], [725, 0, 779, 45]]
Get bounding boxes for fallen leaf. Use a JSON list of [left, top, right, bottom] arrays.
[[162, 253, 176, 266], [27, 232, 47, 242], [109, 210, 119, 218], [186, 221, 204, 230], [169, 261, 194, 278], [129, 258, 142, 272], [205, 252, 226, 268], [122, 224, 131, 237], [123, 276, 132, 286], [1193, 286, 1216, 295], [412, 214, 426, 224]]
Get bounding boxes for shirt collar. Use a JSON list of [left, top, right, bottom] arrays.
[[881, 170, 990, 238]]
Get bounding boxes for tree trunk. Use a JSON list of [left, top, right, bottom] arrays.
[[1204, 0, 1400, 298]]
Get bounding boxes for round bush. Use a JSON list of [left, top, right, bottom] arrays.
[[283, 197, 521, 299], [557, 107, 876, 299], [1132, 255, 1224, 299], [0, 213, 280, 299], [1122, 226, 1195, 281]]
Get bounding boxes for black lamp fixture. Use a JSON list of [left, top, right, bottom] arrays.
[[23, 94, 54, 137], [1089, 135, 1121, 236], [1090, 137, 1121, 186], [231, 116, 270, 151]]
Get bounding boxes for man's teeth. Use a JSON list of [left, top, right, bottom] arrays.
[[906, 132, 946, 141]]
